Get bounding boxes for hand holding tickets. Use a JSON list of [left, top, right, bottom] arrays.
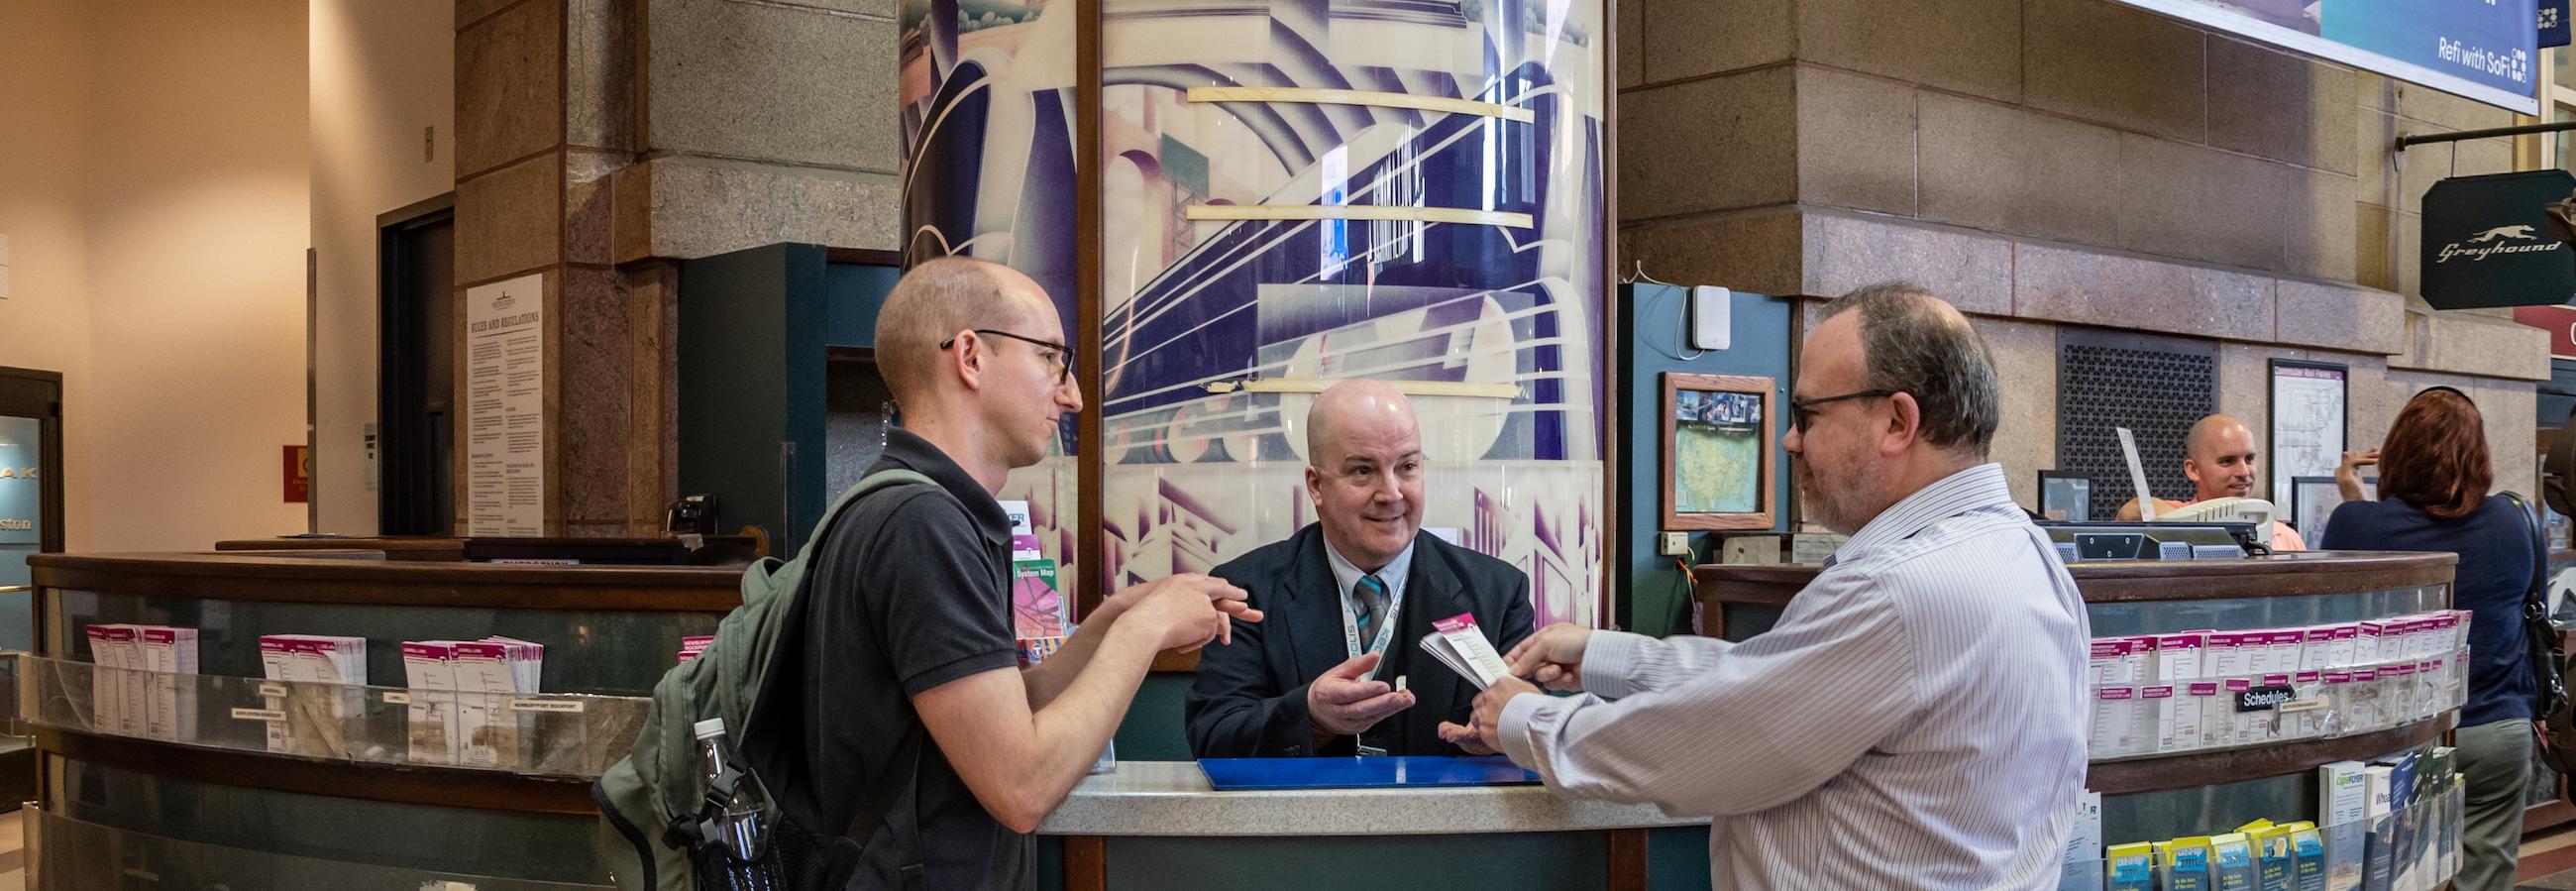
[[1441, 621, 1592, 754], [1504, 622, 1594, 692], [1308, 651, 1416, 737], [1419, 613, 1516, 688]]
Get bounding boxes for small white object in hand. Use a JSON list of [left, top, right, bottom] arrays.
[[1395, 674, 1408, 693]]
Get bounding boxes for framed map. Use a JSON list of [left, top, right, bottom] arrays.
[[2267, 360, 2349, 515], [1663, 374, 1776, 531]]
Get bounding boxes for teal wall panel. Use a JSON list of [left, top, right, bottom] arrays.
[[824, 262, 901, 349], [681, 245, 899, 550], [1647, 826, 1710, 889], [680, 244, 823, 547], [1105, 832, 1606, 891], [1114, 673, 1195, 761], [1615, 284, 1793, 635], [1040, 827, 1713, 891], [60, 759, 605, 884]]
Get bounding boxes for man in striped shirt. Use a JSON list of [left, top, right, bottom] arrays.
[[1447, 284, 2093, 888]]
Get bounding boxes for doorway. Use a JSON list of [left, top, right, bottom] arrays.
[[378, 195, 456, 535], [0, 367, 61, 651], [0, 367, 60, 808]]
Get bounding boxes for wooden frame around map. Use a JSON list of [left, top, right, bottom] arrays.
[[1661, 373, 1777, 531]]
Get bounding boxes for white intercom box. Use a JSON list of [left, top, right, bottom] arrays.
[[1689, 285, 1730, 351]]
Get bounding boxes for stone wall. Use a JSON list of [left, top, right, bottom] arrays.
[[1620, 0, 2551, 511], [453, 0, 905, 535]]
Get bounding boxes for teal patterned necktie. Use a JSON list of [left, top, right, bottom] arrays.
[[1352, 574, 1390, 646]]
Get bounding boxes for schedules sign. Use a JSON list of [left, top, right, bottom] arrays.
[[2421, 170, 2576, 309], [2111, 0, 2536, 113]]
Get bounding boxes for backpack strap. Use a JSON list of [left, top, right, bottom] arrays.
[[800, 468, 938, 562]]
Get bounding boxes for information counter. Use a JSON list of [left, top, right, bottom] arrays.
[[16, 548, 2462, 889]]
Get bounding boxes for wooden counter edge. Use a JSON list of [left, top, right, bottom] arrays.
[[2082, 716, 2454, 796], [1696, 551, 2457, 607]]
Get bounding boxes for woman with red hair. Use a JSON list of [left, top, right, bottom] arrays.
[[2320, 387, 2535, 891]]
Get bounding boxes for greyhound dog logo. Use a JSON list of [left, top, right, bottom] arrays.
[[2438, 223, 2559, 263]]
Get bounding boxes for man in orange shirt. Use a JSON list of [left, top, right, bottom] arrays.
[[2116, 413, 2308, 551]]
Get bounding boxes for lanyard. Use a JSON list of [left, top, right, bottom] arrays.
[[1338, 574, 1404, 678]]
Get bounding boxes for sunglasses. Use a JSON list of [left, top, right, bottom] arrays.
[[941, 329, 1077, 385]]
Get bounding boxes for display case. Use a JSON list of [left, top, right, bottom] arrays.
[[1697, 550, 2463, 864], [22, 550, 738, 890]]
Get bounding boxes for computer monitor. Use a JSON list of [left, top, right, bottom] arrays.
[[2038, 471, 2093, 522]]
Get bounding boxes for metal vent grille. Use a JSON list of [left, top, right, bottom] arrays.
[[2057, 341, 2215, 520]]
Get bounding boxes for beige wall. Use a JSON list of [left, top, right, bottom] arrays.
[[0, 1, 98, 546], [310, 0, 457, 534], [0, 0, 310, 551]]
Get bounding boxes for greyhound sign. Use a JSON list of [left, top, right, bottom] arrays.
[[2422, 169, 2576, 309]]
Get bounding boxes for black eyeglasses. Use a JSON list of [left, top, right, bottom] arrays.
[[1787, 390, 1896, 431], [941, 329, 1077, 385]]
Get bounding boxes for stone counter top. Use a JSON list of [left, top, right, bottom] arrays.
[[1036, 761, 1707, 836]]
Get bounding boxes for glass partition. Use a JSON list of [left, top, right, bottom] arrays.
[[17, 652, 647, 778], [2070, 780, 2461, 891], [50, 589, 720, 696], [47, 759, 609, 886]]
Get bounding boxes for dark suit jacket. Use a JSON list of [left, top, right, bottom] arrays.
[[1184, 524, 1535, 757]]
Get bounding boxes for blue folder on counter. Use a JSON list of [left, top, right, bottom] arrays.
[[1197, 755, 1541, 791]]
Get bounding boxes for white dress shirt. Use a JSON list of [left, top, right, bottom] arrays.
[[1323, 537, 1417, 625], [1498, 463, 2092, 889]]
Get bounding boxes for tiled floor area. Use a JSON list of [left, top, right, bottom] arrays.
[[2529, 824, 2576, 888], [0, 808, 26, 891]]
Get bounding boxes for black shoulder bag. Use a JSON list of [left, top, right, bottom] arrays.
[[2505, 492, 2576, 776]]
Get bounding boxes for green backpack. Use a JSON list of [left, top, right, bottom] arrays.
[[592, 468, 935, 891]]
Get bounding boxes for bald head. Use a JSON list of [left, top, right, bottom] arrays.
[[875, 256, 1046, 403], [2186, 415, 2250, 458], [2183, 413, 2260, 501], [1306, 379, 1421, 466], [1302, 379, 1427, 570]]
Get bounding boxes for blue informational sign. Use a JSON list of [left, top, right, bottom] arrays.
[[2116, 0, 2538, 113], [2544, 0, 2570, 51]]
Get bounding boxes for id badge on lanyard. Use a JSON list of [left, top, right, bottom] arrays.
[[1340, 586, 1404, 675], [1340, 583, 1402, 757]]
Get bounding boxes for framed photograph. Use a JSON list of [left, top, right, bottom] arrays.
[[2290, 474, 2375, 544], [2038, 471, 2093, 522], [2267, 360, 2349, 514], [1661, 374, 1776, 531]]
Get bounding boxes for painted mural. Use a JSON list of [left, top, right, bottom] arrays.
[[901, 0, 1606, 626]]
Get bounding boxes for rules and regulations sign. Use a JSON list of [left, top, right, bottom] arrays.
[[465, 274, 545, 536]]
